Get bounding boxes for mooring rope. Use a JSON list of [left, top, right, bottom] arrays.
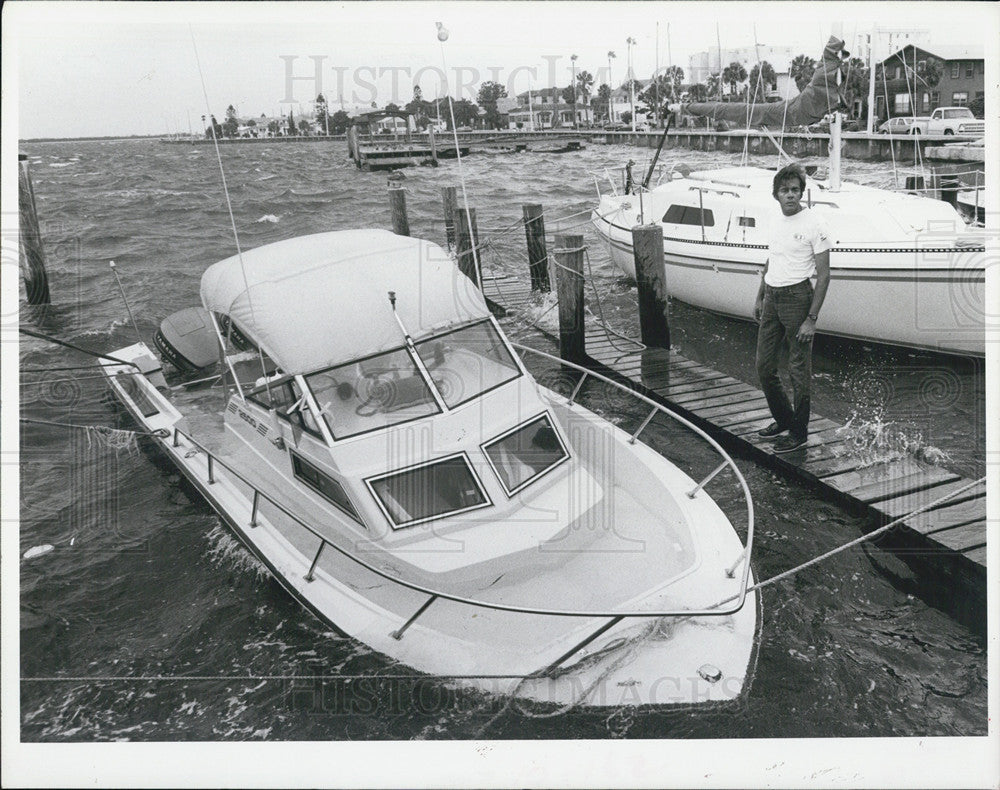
[[19, 327, 140, 370], [476, 472, 987, 731], [19, 416, 169, 439]]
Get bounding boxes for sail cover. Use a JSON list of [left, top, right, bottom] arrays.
[[684, 36, 848, 128], [200, 230, 489, 374]]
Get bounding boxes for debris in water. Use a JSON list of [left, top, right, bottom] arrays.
[[23, 544, 54, 560]]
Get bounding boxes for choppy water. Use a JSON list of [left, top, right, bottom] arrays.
[[18, 138, 986, 740]]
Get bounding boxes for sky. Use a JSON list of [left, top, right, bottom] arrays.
[[5, 0, 997, 139]]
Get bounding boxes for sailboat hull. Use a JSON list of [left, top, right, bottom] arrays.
[[594, 198, 986, 358]]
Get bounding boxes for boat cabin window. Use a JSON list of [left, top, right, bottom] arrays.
[[290, 450, 362, 523], [305, 347, 441, 440], [366, 454, 490, 528], [662, 204, 715, 227], [248, 378, 322, 438], [737, 216, 756, 228], [482, 413, 568, 495], [414, 320, 521, 408]]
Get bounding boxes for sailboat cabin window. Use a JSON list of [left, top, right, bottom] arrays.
[[662, 204, 715, 227], [366, 454, 490, 528], [291, 451, 362, 523], [737, 216, 756, 228], [482, 413, 569, 495]]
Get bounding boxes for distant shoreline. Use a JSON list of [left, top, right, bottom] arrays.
[[20, 134, 172, 143]]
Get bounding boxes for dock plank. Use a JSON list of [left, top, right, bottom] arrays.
[[822, 460, 960, 503], [691, 397, 771, 419], [901, 496, 987, 536], [928, 521, 987, 553], [668, 383, 758, 405], [872, 478, 986, 519], [964, 546, 987, 565]]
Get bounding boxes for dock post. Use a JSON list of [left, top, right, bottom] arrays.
[[428, 125, 438, 164], [442, 186, 458, 249], [554, 234, 586, 364], [454, 207, 481, 288], [522, 203, 550, 292], [632, 223, 669, 349], [18, 154, 51, 305], [347, 125, 358, 163], [388, 180, 410, 236]]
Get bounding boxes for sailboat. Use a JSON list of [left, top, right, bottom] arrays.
[[591, 37, 986, 357]]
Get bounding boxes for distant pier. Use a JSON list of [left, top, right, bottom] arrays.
[[159, 127, 985, 163]]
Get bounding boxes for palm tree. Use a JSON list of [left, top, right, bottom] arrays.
[[721, 62, 747, 100], [576, 70, 595, 125], [748, 61, 777, 102], [596, 83, 612, 122], [789, 54, 816, 92], [706, 73, 721, 100]]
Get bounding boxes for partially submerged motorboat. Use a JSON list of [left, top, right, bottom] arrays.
[[101, 229, 758, 707]]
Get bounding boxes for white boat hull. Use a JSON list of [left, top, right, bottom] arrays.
[[594, 211, 986, 357], [101, 343, 759, 709]]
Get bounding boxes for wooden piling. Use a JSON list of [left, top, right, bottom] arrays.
[[18, 154, 51, 305], [632, 224, 670, 349], [554, 234, 585, 363], [522, 203, 550, 292], [347, 125, 358, 163], [388, 184, 410, 236], [442, 186, 458, 248], [428, 126, 438, 164], [454, 207, 480, 288]]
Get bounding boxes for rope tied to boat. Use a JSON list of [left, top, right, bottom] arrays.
[[20, 416, 169, 450]]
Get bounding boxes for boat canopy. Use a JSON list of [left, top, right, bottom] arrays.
[[200, 230, 489, 374]]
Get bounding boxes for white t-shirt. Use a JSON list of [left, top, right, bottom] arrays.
[[764, 207, 832, 287]]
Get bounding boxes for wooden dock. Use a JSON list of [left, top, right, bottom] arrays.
[[482, 272, 988, 598]]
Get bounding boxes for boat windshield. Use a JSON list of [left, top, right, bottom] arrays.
[[483, 413, 568, 494], [414, 320, 520, 408], [305, 347, 441, 440]]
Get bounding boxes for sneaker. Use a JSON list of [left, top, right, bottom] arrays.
[[774, 434, 808, 453], [757, 422, 787, 438]]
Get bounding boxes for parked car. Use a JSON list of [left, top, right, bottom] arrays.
[[603, 122, 629, 131], [878, 116, 916, 135], [909, 107, 985, 136]]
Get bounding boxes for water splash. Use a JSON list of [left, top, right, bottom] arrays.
[[836, 409, 952, 469], [205, 522, 270, 581]]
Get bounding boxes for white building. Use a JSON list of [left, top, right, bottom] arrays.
[[688, 45, 800, 101]]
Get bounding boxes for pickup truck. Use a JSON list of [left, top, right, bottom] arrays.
[[910, 107, 985, 136]]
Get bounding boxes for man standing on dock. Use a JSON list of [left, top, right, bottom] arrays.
[[753, 164, 831, 453]]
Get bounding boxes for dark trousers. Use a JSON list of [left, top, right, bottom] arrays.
[[755, 279, 813, 440]]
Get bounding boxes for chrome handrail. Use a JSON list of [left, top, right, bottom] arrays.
[[166, 380, 753, 622], [145, 335, 754, 676]]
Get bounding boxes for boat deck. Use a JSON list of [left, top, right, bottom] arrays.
[[482, 272, 987, 619]]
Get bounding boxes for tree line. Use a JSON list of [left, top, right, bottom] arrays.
[[205, 52, 981, 138]]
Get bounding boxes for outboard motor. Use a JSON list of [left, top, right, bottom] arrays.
[[153, 307, 219, 372]]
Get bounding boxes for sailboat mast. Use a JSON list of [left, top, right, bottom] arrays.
[[866, 29, 878, 135]]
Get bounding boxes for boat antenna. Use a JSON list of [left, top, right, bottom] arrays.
[[386, 290, 414, 344], [190, 28, 269, 404], [436, 22, 482, 287], [108, 260, 142, 344]]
